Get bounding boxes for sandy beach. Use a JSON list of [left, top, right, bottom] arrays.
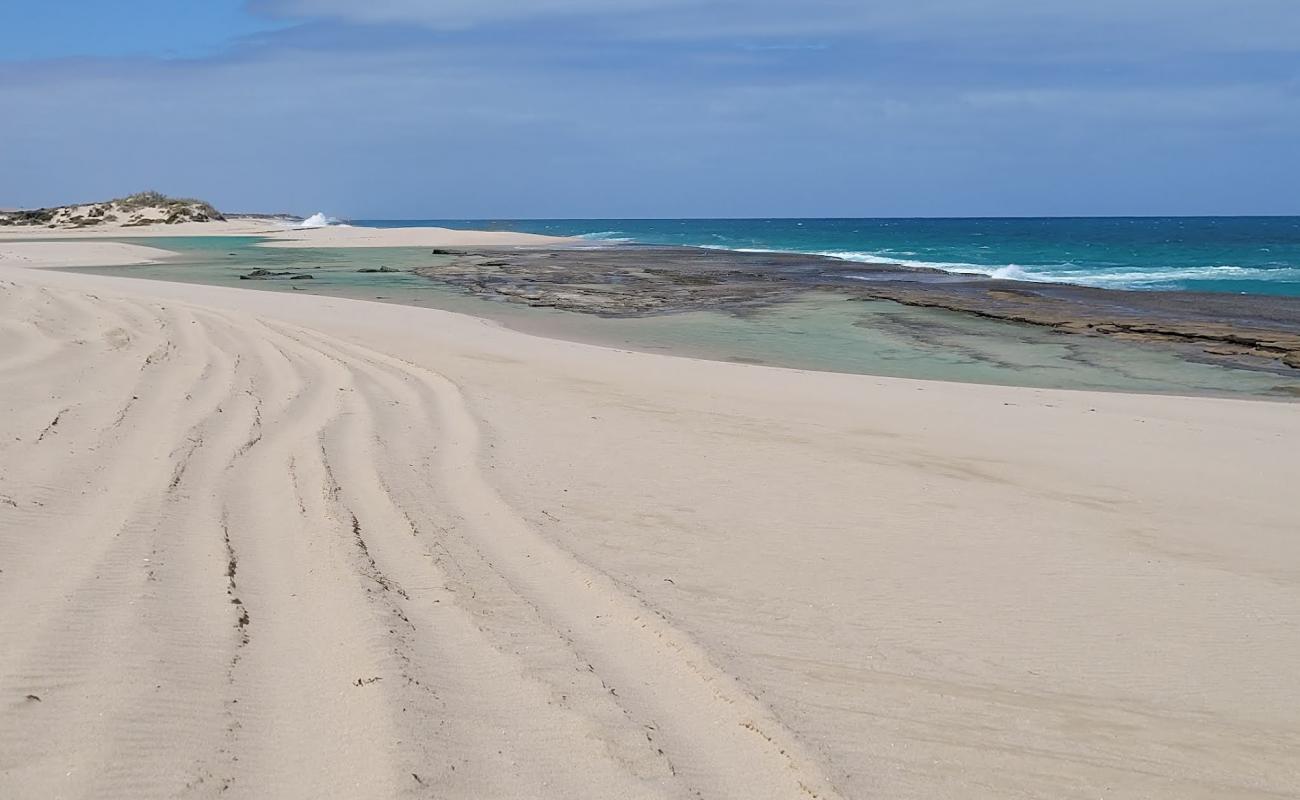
[[0, 216, 570, 248], [2, 234, 1299, 799]]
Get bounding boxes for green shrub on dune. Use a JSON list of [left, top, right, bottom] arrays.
[[0, 192, 226, 227]]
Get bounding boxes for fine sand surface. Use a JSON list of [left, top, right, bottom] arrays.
[[0, 218, 287, 238], [0, 218, 571, 248], [0, 240, 175, 268], [1, 241, 1298, 799], [253, 224, 571, 248]]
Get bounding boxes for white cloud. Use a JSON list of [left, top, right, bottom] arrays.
[[253, 0, 1300, 53], [3, 2, 1297, 214], [254, 0, 695, 29]]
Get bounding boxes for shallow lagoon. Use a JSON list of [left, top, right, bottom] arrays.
[[66, 236, 1300, 399]]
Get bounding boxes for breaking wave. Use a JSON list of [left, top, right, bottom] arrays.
[[506, 220, 1300, 294], [298, 212, 344, 229], [809, 250, 1299, 290]]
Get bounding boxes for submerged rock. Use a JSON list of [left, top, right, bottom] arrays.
[[239, 269, 312, 280]]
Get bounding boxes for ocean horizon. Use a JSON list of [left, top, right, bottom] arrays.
[[354, 216, 1300, 297]]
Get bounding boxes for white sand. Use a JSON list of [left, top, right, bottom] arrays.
[[0, 217, 283, 238], [255, 224, 571, 248], [1, 240, 1298, 799], [0, 217, 572, 248], [0, 240, 175, 268]]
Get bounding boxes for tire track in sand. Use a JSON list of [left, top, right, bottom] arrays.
[[0, 280, 841, 800]]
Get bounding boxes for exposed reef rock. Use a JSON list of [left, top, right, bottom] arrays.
[[415, 247, 841, 316], [239, 269, 313, 281], [414, 246, 1300, 373]]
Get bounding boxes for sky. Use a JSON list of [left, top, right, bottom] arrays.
[[2, 1, 1298, 218]]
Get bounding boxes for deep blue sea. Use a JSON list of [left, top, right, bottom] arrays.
[[356, 217, 1300, 297]]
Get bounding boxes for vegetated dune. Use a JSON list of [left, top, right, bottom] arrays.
[[0, 191, 226, 229]]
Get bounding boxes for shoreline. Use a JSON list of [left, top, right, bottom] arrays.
[[7, 232, 1300, 397], [329, 216, 1300, 298], [0, 216, 574, 248], [405, 245, 1300, 375]]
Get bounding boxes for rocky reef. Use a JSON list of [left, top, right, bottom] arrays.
[[414, 247, 859, 315], [414, 246, 1300, 373], [239, 269, 313, 280]]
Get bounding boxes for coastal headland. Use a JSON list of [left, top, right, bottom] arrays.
[[0, 193, 569, 247]]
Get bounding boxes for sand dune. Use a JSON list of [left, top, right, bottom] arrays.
[[0, 192, 567, 248], [1, 246, 1299, 799], [0, 216, 282, 238]]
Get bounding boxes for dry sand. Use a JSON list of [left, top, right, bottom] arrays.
[[0, 241, 176, 269], [0, 217, 285, 238], [1, 239, 1298, 799], [254, 224, 571, 248], [0, 217, 571, 248]]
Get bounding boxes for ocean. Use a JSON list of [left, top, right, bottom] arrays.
[[356, 217, 1300, 297]]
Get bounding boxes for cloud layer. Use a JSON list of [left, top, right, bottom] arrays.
[[255, 0, 1300, 52], [2, 2, 1298, 216]]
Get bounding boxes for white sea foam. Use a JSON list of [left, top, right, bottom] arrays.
[[813, 250, 1030, 276], [597, 239, 1294, 291], [298, 212, 344, 229], [824, 251, 1295, 289], [1059, 265, 1296, 288]]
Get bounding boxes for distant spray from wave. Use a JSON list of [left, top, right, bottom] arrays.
[[298, 212, 345, 229]]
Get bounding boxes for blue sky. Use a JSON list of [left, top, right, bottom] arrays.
[[2, 1, 1298, 217]]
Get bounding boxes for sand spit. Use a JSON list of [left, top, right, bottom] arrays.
[[0, 219, 571, 248], [255, 224, 572, 249], [1, 244, 1298, 799], [0, 216, 291, 238], [0, 240, 175, 268]]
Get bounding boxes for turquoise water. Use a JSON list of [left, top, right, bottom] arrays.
[[66, 236, 1300, 399], [356, 217, 1300, 296]]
